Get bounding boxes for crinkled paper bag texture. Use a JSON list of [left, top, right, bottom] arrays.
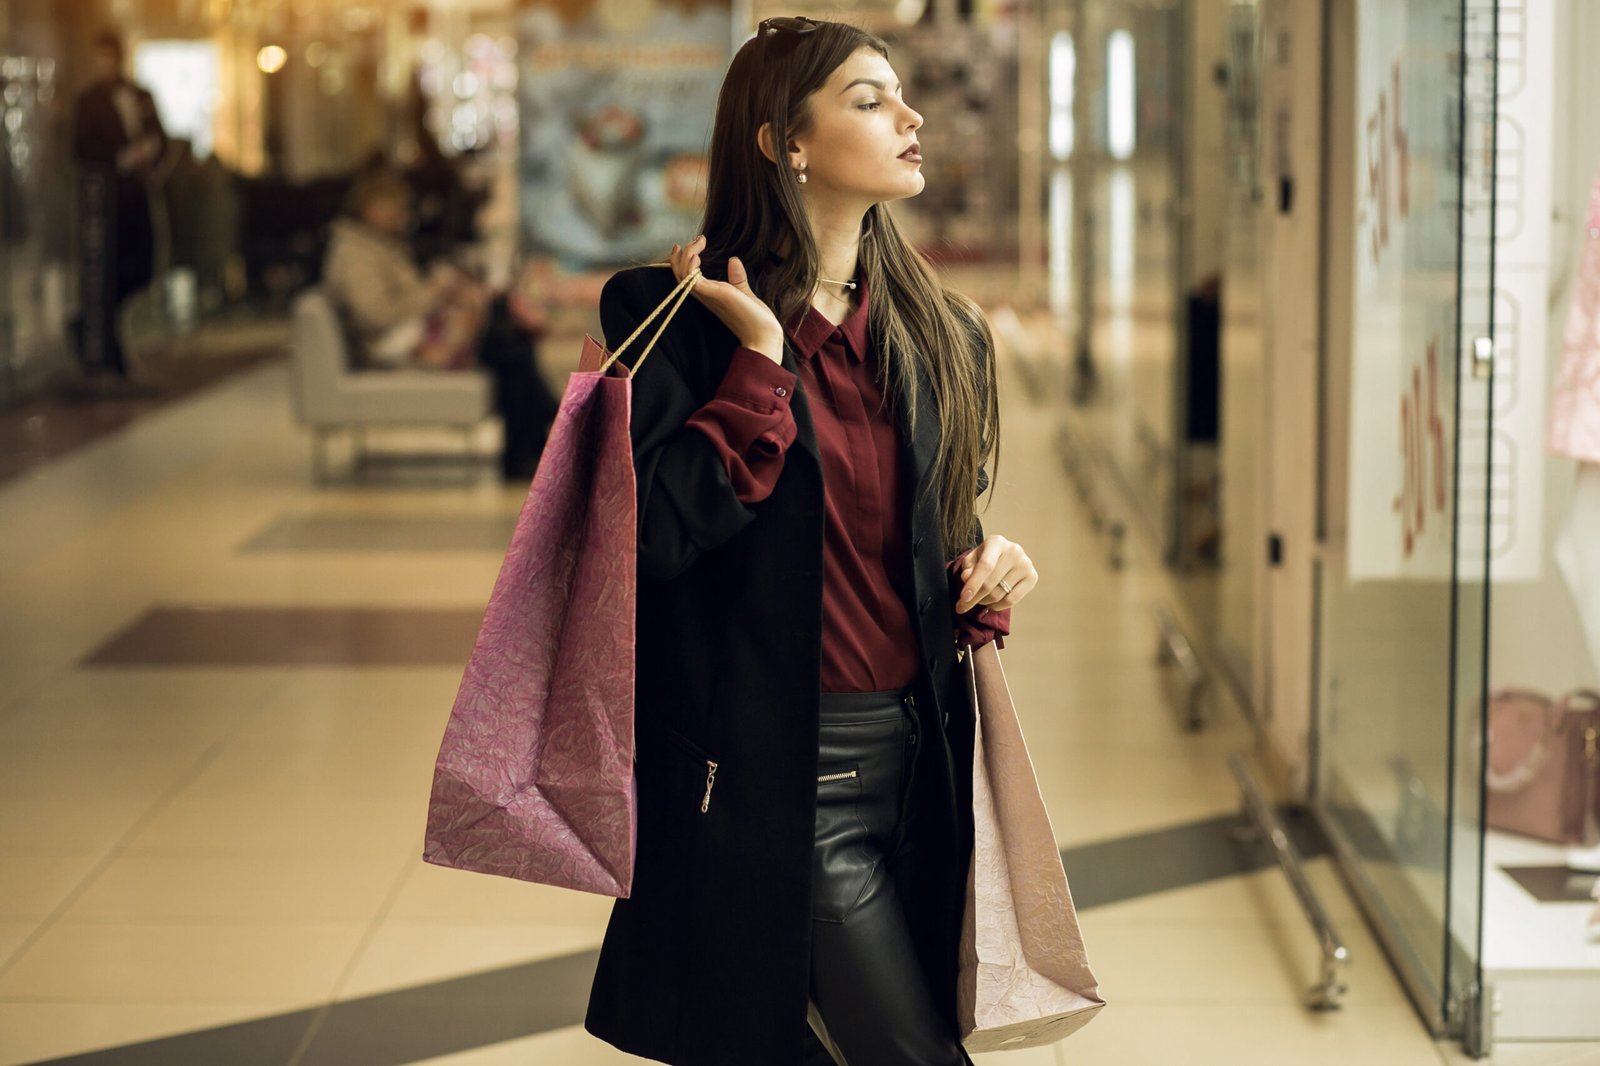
[[959, 642, 1105, 1052], [424, 335, 638, 897]]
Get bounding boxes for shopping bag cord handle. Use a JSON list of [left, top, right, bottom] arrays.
[[601, 267, 701, 378]]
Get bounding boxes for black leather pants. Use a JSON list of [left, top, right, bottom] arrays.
[[804, 688, 974, 1066]]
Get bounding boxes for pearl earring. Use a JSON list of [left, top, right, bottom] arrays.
[[796, 162, 808, 184]]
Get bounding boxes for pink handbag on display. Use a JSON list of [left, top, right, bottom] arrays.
[[1485, 688, 1600, 848], [957, 641, 1106, 1051], [422, 270, 701, 897]]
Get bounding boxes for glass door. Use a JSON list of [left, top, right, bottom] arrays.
[[1314, 0, 1493, 1046]]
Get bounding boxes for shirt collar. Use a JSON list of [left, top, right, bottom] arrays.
[[788, 274, 871, 365]]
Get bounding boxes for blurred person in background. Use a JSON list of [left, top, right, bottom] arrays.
[[322, 167, 557, 479], [72, 29, 166, 383]]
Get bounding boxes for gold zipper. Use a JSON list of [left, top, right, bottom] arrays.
[[817, 769, 859, 784], [700, 760, 719, 813]]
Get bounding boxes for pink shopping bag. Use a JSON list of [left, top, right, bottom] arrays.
[[422, 270, 700, 897]]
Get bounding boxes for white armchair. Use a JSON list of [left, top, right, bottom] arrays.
[[288, 288, 493, 480]]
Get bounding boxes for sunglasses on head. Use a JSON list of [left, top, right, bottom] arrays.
[[758, 16, 819, 37]]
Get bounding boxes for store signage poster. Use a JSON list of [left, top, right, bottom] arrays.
[[1347, 0, 1462, 581], [515, 0, 733, 267], [1346, 0, 1546, 583]]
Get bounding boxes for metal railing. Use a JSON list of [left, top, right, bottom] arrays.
[[1229, 752, 1350, 1011]]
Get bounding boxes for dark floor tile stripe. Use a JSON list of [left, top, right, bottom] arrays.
[[19, 952, 601, 1066], [295, 951, 599, 1066], [22, 1010, 315, 1066], [18, 806, 1327, 1066], [1065, 806, 1330, 909], [81, 606, 484, 667]]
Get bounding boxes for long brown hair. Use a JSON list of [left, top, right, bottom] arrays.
[[699, 19, 998, 557]]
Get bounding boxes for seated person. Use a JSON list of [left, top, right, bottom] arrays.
[[323, 168, 487, 369], [322, 168, 557, 479]]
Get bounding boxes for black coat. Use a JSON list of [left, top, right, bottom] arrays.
[[584, 266, 987, 1066]]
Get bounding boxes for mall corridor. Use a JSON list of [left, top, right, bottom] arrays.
[[0, 330, 1584, 1065], [5, 0, 1600, 1060]]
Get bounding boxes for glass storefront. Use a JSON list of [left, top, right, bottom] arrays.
[[1318, 0, 1600, 1051], [1473, 0, 1600, 1043], [1042, 0, 1599, 1054], [1314, 0, 1497, 1048]]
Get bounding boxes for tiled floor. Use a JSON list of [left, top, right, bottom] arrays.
[[0, 327, 1596, 1066]]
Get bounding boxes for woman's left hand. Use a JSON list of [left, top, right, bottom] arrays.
[[955, 535, 1038, 613]]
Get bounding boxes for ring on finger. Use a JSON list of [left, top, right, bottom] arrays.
[[998, 578, 1014, 596]]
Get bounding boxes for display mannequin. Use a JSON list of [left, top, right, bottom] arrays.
[[1549, 173, 1600, 676]]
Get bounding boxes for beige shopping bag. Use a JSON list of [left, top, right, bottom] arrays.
[[958, 641, 1106, 1052]]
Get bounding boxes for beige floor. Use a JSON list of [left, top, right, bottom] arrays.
[[0, 347, 1596, 1065]]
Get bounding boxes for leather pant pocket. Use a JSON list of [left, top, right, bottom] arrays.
[[812, 764, 873, 923], [811, 706, 908, 924]]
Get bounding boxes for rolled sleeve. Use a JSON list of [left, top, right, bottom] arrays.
[[955, 605, 1011, 651], [685, 347, 799, 503], [946, 556, 1012, 651]]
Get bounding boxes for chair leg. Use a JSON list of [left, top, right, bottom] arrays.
[[460, 426, 482, 484], [312, 428, 329, 485]]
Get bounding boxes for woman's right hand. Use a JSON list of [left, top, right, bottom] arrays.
[[671, 236, 785, 363]]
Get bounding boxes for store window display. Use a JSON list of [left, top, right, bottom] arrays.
[[1477, 141, 1600, 1039], [1492, 167, 1600, 873], [1549, 175, 1600, 680], [1538, 171, 1600, 940]]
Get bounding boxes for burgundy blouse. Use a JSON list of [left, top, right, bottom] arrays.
[[685, 279, 1009, 693]]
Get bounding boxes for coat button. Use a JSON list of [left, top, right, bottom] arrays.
[[906, 732, 918, 746], [774, 386, 788, 397]]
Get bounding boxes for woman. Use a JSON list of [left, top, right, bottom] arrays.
[[584, 18, 1038, 1066], [321, 167, 557, 479]]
